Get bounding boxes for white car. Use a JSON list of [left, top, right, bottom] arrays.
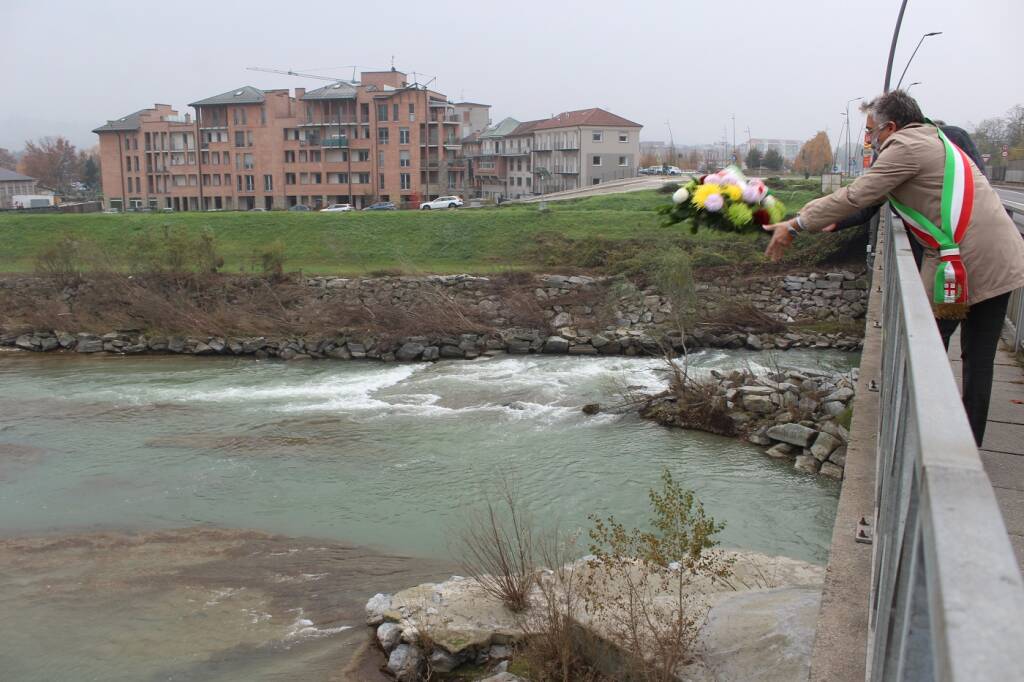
[[419, 196, 464, 210], [321, 203, 353, 212]]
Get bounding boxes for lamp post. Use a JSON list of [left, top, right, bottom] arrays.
[[896, 32, 942, 90], [906, 81, 922, 92], [845, 96, 862, 176]]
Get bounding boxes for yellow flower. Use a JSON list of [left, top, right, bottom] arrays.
[[723, 184, 742, 201], [692, 183, 722, 208]]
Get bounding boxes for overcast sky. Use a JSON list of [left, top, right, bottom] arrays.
[[2, 0, 1021, 152]]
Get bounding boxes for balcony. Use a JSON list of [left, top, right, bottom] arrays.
[[553, 166, 579, 174], [500, 148, 529, 156], [322, 136, 349, 148], [555, 142, 579, 151]]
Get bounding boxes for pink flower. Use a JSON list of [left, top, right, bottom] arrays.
[[704, 173, 723, 185], [704, 193, 724, 212], [741, 184, 760, 203]]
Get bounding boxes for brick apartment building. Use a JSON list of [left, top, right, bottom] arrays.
[[463, 108, 642, 200], [94, 70, 490, 211]]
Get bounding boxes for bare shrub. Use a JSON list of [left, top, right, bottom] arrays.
[[126, 224, 224, 275], [457, 481, 536, 612], [34, 233, 87, 285], [705, 299, 786, 334], [255, 239, 287, 280], [583, 469, 734, 681]]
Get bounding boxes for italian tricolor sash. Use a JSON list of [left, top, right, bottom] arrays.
[[888, 125, 975, 319]]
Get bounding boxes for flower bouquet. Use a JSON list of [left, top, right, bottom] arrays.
[[658, 166, 786, 234]]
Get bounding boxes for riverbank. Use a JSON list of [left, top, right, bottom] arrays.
[[0, 269, 866, 360]]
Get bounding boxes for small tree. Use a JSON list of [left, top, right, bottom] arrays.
[[763, 148, 784, 171], [745, 148, 763, 170]]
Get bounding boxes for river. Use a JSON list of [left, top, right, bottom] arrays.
[[0, 348, 855, 681]]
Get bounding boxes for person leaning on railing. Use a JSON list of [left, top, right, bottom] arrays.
[[763, 90, 1024, 445]]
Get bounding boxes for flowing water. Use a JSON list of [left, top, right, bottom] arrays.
[[0, 348, 856, 681]]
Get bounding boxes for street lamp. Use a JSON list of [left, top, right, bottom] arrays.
[[844, 97, 862, 177], [906, 81, 922, 92], [896, 32, 942, 90]]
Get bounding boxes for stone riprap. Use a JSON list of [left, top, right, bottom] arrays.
[[364, 551, 825, 681], [640, 367, 854, 480], [0, 270, 865, 361]]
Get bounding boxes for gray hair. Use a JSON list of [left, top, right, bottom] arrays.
[[860, 90, 925, 129]]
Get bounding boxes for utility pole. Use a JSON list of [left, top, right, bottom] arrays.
[[731, 113, 737, 164], [665, 120, 675, 170]]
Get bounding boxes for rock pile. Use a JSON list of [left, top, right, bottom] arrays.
[[643, 367, 854, 480]]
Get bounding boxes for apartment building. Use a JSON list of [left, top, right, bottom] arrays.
[[94, 70, 486, 210], [461, 108, 642, 200]]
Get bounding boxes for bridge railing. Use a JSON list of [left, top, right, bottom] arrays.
[[868, 207, 1024, 681], [1001, 199, 1024, 353]]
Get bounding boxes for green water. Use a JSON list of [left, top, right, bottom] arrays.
[[0, 349, 854, 680]]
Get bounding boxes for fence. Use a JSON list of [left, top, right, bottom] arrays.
[[868, 207, 1024, 680]]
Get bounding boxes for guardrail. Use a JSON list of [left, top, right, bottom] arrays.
[[1001, 199, 1024, 353], [868, 207, 1024, 680]]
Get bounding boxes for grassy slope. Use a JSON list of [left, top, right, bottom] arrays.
[[0, 185, 824, 275]]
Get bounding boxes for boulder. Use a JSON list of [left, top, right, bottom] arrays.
[[428, 648, 459, 673], [828, 446, 847, 467], [794, 455, 820, 474], [745, 334, 763, 351], [387, 644, 423, 682], [568, 344, 598, 356], [377, 622, 403, 652], [76, 336, 103, 353], [439, 345, 465, 359], [542, 336, 570, 354], [747, 426, 773, 446], [825, 387, 855, 403], [766, 423, 818, 448], [365, 593, 392, 625], [477, 674, 528, 682], [14, 335, 35, 350], [765, 443, 796, 459], [506, 339, 532, 354], [396, 342, 425, 361], [810, 432, 841, 461], [744, 395, 774, 414], [327, 346, 352, 360], [347, 343, 367, 359], [421, 346, 440, 361], [550, 312, 573, 328], [823, 400, 846, 416], [820, 462, 844, 480]]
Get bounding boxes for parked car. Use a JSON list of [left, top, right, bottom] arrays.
[[419, 195, 464, 210], [321, 203, 353, 212], [362, 202, 396, 211], [288, 204, 311, 211], [248, 207, 268, 212]]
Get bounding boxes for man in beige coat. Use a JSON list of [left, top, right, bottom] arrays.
[[764, 90, 1024, 444]]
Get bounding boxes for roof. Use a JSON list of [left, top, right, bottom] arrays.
[[460, 131, 481, 144], [301, 81, 358, 101], [533, 108, 642, 130], [509, 119, 545, 136], [479, 117, 521, 139], [0, 167, 34, 182], [92, 108, 150, 133], [454, 101, 491, 107], [188, 86, 265, 107]]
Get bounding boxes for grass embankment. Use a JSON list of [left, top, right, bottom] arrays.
[[0, 181, 861, 276]]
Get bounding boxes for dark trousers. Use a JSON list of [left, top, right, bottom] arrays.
[[937, 292, 1011, 446]]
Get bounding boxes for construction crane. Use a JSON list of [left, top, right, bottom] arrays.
[[246, 66, 351, 83]]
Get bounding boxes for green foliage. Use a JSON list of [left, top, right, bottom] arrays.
[[762, 149, 784, 171], [745, 148, 763, 170], [255, 239, 287, 279], [127, 224, 224, 274]]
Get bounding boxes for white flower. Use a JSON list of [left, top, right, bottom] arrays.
[[672, 187, 690, 204], [763, 196, 777, 207]]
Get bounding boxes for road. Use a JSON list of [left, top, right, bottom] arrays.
[[511, 176, 679, 204], [996, 185, 1024, 204]]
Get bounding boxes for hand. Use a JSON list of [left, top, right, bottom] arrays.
[[822, 223, 838, 232], [763, 221, 796, 262]]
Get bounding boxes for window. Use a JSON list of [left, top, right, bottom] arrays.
[[243, 153, 254, 169], [260, 107, 267, 125], [305, 105, 313, 123], [125, 155, 131, 171], [247, 131, 253, 147], [201, 151, 209, 164], [264, 174, 273, 191], [618, 132, 628, 143], [592, 155, 602, 166], [399, 127, 410, 144], [312, 173, 322, 184], [237, 175, 242, 191], [399, 150, 411, 167], [284, 150, 295, 163], [517, 177, 522, 186], [379, 173, 385, 189], [224, 174, 231, 185], [329, 172, 348, 183], [213, 174, 222, 186], [244, 175, 255, 191], [235, 131, 245, 147], [592, 130, 603, 142], [241, 108, 248, 125], [400, 173, 411, 190], [285, 173, 296, 185], [378, 151, 385, 167], [233, 108, 239, 125], [526, 177, 531, 186], [393, 103, 399, 121], [356, 150, 369, 162], [592, 178, 601, 185], [310, 150, 321, 162], [298, 150, 307, 163], [223, 152, 230, 165], [618, 156, 628, 167], [356, 173, 370, 184], [378, 127, 389, 144], [408, 103, 415, 120], [377, 104, 388, 121], [360, 103, 370, 123]]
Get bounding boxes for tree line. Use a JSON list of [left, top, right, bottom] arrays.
[[0, 137, 101, 197]]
